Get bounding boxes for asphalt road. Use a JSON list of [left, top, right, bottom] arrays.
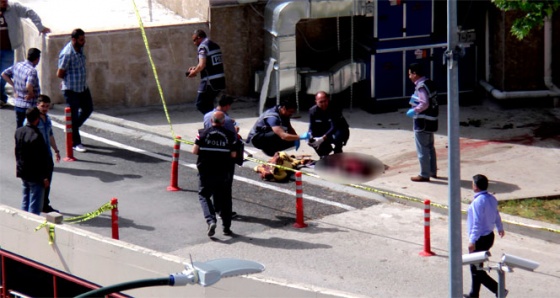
[[0, 107, 379, 253]]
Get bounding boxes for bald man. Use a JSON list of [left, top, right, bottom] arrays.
[[192, 111, 237, 237]]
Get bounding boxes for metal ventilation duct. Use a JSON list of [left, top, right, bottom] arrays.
[[261, 0, 366, 98]]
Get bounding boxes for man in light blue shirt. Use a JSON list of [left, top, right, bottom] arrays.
[[57, 28, 93, 153], [464, 174, 505, 298]]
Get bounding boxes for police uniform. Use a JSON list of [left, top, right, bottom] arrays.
[[308, 103, 349, 157], [195, 38, 226, 114], [246, 106, 295, 156], [195, 125, 237, 230]]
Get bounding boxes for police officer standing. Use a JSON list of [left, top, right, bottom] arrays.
[[187, 29, 226, 115], [192, 111, 237, 237]]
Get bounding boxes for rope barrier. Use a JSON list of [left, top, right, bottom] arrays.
[[35, 200, 119, 245]]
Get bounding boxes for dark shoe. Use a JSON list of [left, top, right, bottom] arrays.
[[463, 294, 478, 298], [430, 174, 438, 179], [223, 228, 233, 236], [411, 175, 430, 182], [43, 205, 60, 213], [207, 222, 217, 237], [217, 211, 237, 219], [496, 289, 509, 297]]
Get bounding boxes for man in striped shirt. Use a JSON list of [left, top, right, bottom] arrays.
[[1, 47, 41, 127], [57, 28, 93, 153]]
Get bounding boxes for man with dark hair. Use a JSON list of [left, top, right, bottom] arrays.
[[15, 107, 52, 215], [1, 47, 41, 127], [307, 91, 350, 159], [203, 95, 236, 132], [193, 111, 237, 237], [406, 63, 439, 182], [464, 174, 506, 298], [57, 28, 93, 153], [247, 100, 308, 156], [0, 0, 50, 107], [27, 95, 60, 213], [187, 29, 226, 114]]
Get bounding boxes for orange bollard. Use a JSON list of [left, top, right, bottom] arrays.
[[293, 171, 308, 228], [419, 199, 436, 256], [63, 107, 76, 161], [111, 198, 119, 240], [167, 136, 181, 191]]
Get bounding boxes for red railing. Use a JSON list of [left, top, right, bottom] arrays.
[[0, 249, 129, 298]]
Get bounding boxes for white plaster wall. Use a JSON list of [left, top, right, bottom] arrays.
[[0, 205, 336, 297]]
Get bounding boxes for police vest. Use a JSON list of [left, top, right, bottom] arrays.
[[247, 106, 286, 142], [413, 79, 438, 132], [198, 39, 225, 89], [196, 126, 236, 171]]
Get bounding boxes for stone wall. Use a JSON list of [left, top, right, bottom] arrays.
[[156, 0, 209, 22], [488, 7, 560, 91], [210, 4, 266, 97], [22, 22, 206, 108]]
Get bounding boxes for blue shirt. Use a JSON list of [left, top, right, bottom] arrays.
[[467, 191, 504, 243], [58, 42, 87, 92], [1, 60, 39, 108], [203, 109, 237, 134]]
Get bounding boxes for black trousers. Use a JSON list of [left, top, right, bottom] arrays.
[[198, 172, 232, 229], [313, 127, 349, 157], [469, 232, 498, 297], [250, 131, 295, 157], [43, 169, 53, 211], [64, 89, 93, 146]]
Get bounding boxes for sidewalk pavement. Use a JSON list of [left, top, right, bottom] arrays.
[[46, 98, 560, 297]]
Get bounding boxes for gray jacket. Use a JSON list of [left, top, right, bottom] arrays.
[[4, 1, 47, 50]]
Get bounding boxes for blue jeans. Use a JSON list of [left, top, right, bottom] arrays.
[[414, 131, 437, 178], [21, 180, 45, 215], [15, 106, 27, 128], [0, 49, 15, 103], [63, 89, 94, 146]]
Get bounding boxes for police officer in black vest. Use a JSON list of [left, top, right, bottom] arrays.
[[192, 111, 237, 237], [187, 29, 226, 115]]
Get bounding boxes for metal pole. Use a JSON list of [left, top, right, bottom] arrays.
[[446, 0, 463, 297], [497, 268, 506, 298]]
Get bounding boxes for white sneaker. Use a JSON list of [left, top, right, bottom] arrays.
[[73, 144, 87, 152]]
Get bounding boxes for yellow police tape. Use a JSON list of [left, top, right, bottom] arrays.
[[129, 1, 558, 235], [245, 156, 559, 234], [130, 0, 178, 142], [35, 201, 117, 245]]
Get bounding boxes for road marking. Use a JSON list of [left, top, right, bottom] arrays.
[[52, 122, 356, 211]]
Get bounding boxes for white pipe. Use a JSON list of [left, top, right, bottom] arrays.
[[479, 80, 560, 99], [480, 15, 560, 99], [544, 16, 560, 93]]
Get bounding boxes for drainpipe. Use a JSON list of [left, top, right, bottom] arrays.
[[480, 16, 560, 99], [543, 16, 560, 94]]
